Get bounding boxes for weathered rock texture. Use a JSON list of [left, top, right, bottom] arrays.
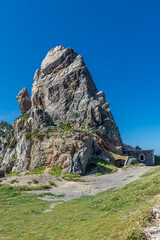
[[0, 46, 123, 175], [16, 88, 31, 114], [31, 46, 122, 153], [0, 121, 13, 163]]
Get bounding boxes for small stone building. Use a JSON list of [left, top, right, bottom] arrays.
[[123, 149, 155, 165]]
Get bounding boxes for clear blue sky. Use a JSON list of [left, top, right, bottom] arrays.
[[0, 0, 160, 154]]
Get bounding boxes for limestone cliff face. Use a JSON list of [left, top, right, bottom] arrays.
[[0, 46, 123, 175], [31, 46, 122, 153], [0, 121, 13, 163]]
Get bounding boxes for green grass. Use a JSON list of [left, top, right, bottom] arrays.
[[63, 125, 72, 131], [37, 192, 65, 198], [140, 166, 160, 178], [1, 167, 160, 239], [90, 157, 118, 175], [62, 174, 86, 182], [25, 166, 45, 175], [0, 184, 51, 191], [110, 152, 120, 156], [122, 162, 145, 170], [49, 166, 62, 177], [7, 171, 21, 177], [14, 113, 30, 122]]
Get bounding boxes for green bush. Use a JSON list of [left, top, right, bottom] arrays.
[[10, 179, 17, 184], [25, 133, 31, 139]]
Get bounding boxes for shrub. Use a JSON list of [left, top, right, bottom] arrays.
[[10, 179, 17, 184], [46, 135, 50, 139], [25, 133, 31, 139]]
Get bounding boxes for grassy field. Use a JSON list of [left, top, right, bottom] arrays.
[[0, 167, 160, 239]]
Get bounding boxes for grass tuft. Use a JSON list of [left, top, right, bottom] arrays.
[[62, 174, 85, 182], [122, 162, 145, 170], [25, 166, 45, 175], [49, 166, 62, 177], [7, 171, 21, 177]]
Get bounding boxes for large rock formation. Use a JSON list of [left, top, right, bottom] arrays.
[[0, 46, 123, 175], [31, 46, 122, 152]]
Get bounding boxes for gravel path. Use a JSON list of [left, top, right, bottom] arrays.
[[25, 166, 153, 211]]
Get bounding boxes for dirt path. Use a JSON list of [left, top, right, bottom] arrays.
[[24, 166, 153, 211]]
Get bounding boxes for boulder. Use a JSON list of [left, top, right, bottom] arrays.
[[16, 88, 31, 114]]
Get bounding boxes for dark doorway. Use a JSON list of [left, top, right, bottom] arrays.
[[140, 154, 145, 161]]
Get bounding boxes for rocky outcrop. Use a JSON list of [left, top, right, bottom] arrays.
[[16, 88, 31, 114], [31, 46, 122, 153], [0, 121, 13, 164], [0, 46, 123, 175]]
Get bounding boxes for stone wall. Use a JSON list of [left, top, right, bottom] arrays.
[[123, 150, 154, 165]]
